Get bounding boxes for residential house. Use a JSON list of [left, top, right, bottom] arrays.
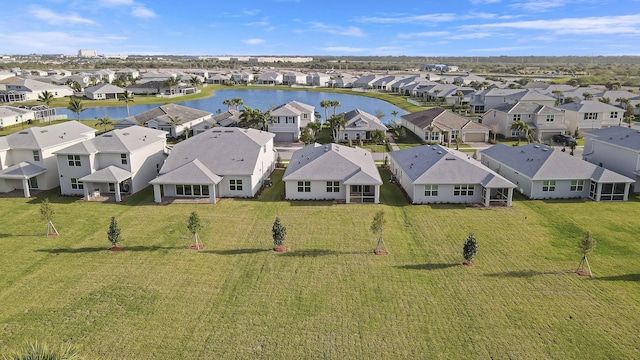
[[149, 127, 276, 203], [0, 106, 36, 128], [283, 71, 308, 86], [211, 109, 240, 128], [306, 72, 331, 87], [0, 78, 73, 102], [208, 72, 231, 85], [470, 88, 555, 113], [481, 102, 567, 141], [582, 126, 640, 192], [115, 68, 140, 80], [352, 75, 382, 89], [127, 103, 212, 138], [389, 145, 515, 206], [480, 143, 633, 201], [326, 74, 357, 88], [401, 107, 490, 144], [84, 83, 125, 100], [257, 72, 283, 85], [283, 143, 382, 203], [55, 127, 167, 202], [231, 71, 252, 85], [269, 101, 315, 142], [337, 109, 388, 141], [92, 69, 116, 84], [0, 122, 95, 197], [557, 100, 624, 132]]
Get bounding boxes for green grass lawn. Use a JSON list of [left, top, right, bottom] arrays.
[[1, 170, 639, 358]]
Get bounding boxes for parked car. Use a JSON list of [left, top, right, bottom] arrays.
[[553, 134, 577, 146]]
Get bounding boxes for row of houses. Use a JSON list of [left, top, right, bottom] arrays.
[[1, 119, 638, 206]]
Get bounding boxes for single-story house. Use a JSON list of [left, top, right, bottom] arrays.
[[480, 143, 633, 201], [127, 103, 212, 138], [582, 126, 640, 192], [401, 107, 490, 144], [388, 145, 515, 206], [149, 127, 276, 203], [84, 83, 125, 100], [283, 143, 382, 203]]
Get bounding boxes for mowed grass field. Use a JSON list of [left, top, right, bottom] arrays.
[[1, 169, 639, 358]]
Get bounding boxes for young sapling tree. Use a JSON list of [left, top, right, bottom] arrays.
[[187, 212, 203, 250], [462, 232, 478, 266], [577, 231, 596, 277], [272, 217, 287, 252], [370, 210, 388, 255], [40, 198, 58, 236], [107, 217, 123, 249]]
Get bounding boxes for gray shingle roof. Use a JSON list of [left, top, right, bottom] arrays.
[[557, 100, 622, 113], [283, 143, 382, 185], [342, 109, 387, 131], [402, 107, 488, 132], [480, 143, 634, 182], [79, 165, 131, 183], [0, 161, 47, 179], [158, 127, 274, 178], [55, 126, 166, 155], [129, 104, 211, 125], [3, 121, 95, 150], [584, 126, 640, 151], [389, 145, 515, 187], [150, 159, 222, 185]]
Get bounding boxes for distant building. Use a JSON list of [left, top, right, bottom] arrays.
[[78, 49, 98, 58]]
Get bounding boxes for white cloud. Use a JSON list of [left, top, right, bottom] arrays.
[[398, 31, 450, 39], [310, 22, 365, 37], [29, 6, 94, 25], [470, 0, 502, 4], [243, 38, 264, 45], [509, 0, 570, 12], [99, 0, 135, 6], [468, 45, 539, 52], [243, 9, 261, 16], [461, 15, 640, 35], [0, 31, 116, 54], [132, 6, 156, 18], [357, 13, 458, 24]]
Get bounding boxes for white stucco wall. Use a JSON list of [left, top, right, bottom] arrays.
[[284, 180, 345, 200]]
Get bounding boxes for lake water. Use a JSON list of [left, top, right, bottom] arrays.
[[56, 89, 408, 124]]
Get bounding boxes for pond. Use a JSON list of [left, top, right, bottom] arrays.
[[56, 89, 408, 124]]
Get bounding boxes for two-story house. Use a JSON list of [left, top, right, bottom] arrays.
[[481, 102, 567, 141], [0, 122, 95, 197], [557, 100, 625, 132], [269, 101, 315, 142], [55, 127, 167, 202]]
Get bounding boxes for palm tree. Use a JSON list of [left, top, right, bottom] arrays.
[[328, 114, 346, 142], [254, 109, 273, 131], [119, 90, 134, 117], [320, 99, 331, 126], [510, 120, 530, 144], [308, 121, 322, 140], [615, 97, 630, 110], [239, 105, 257, 128], [164, 77, 180, 95], [330, 100, 341, 115], [391, 110, 399, 120], [189, 76, 202, 88], [37, 90, 54, 123], [223, 97, 243, 111], [95, 115, 112, 133], [599, 97, 611, 104], [582, 92, 593, 100], [67, 97, 86, 121], [167, 115, 182, 138]]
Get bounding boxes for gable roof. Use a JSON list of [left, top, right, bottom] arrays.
[[129, 103, 211, 125], [271, 101, 314, 116], [85, 83, 125, 94], [342, 109, 387, 131], [283, 143, 382, 185], [55, 126, 166, 155], [3, 121, 95, 150], [584, 126, 640, 151], [492, 102, 564, 116], [557, 100, 622, 113], [402, 107, 488, 132], [150, 159, 222, 185], [159, 127, 274, 177], [480, 143, 634, 182], [389, 145, 515, 188]]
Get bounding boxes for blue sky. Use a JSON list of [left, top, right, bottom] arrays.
[[2, 0, 640, 56]]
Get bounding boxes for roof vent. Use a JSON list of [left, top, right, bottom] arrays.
[[123, 132, 129, 136], [104, 135, 112, 137], [40, 130, 48, 133], [534, 145, 540, 148], [431, 146, 436, 150], [437, 151, 443, 154], [542, 148, 548, 151]]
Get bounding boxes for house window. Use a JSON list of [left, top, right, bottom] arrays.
[[70, 178, 83, 190], [286, 117, 295, 124], [450, 130, 459, 140], [263, 145, 267, 153], [542, 180, 556, 192], [326, 181, 340, 192], [510, 129, 519, 137], [600, 183, 626, 201], [546, 115, 554, 122], [67, 155, 81, 166], [583, 113, 598, 120], [297, 181, 311, 192], [32, 150, 40, 162], [454, 184, 474, 196], [351, 185, 372, 193], [424, 184, 438, 196], [513, 114, 521, 121], [430, 131, 439, 141], [611, 112, 618, 118], [303, 113, 308, 119], [229, 179, 243, 191], [344, 133, 349, 140], [570, 180, 584, 192], [120, 154, 128, 165]]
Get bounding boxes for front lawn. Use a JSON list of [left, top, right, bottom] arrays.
[[0, 178, 639, 358]]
